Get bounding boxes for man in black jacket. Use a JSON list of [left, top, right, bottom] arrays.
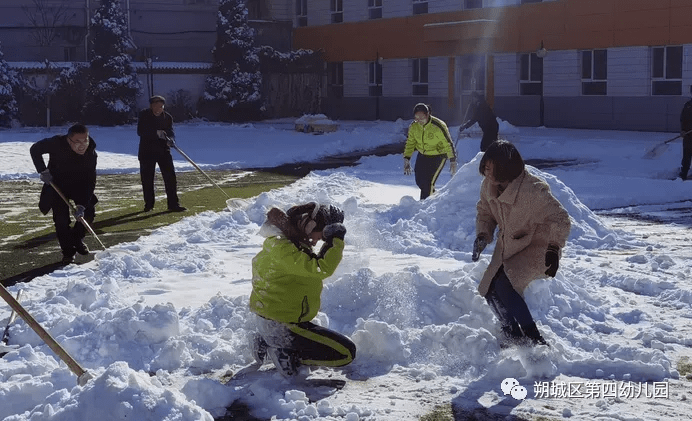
[[30, 124, 98, 264], [679, 85, 692, 181], [459, 91, 499, 152], [137, 95, 185, 212]]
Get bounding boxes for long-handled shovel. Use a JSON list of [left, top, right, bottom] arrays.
[[167, 137, 231, 200], [49, 182, 106, 250], [455, 100, 474, 150], [0, 284, 93, 385], [643, 129, 692, 159], [0, 289, 22, 356]]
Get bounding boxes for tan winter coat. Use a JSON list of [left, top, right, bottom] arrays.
[[476, 170, 571, 297]]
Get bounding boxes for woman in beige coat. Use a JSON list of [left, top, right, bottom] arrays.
[[472, 141, 571, 346]]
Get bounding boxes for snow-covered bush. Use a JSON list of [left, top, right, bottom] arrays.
[[49, 63, 89, 125], [0, 43, 22, 127], [166, 89, 196, 122], [83, 0, 140, 126], [199, 0, 262, 121]]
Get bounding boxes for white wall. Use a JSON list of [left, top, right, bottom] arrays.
[[428, 56, 449, 96], [493, 53, 519, 96], [343, 61, 368, 97], [383, 58, 410, 97], [543, 50, 580, 97], [608, 46, 650, 97], [343, 0, 368, 22]]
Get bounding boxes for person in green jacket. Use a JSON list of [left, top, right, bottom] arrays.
[[403, 103, 457, 200], [249, 202, 356, 377]]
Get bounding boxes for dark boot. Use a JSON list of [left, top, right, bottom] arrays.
[[523, 324, 549, 347]]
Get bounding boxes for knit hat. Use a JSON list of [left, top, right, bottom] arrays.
[[413, 103, 429, 115], [149, 95, 166, 104]]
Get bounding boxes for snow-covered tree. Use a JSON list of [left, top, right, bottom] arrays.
[[201, 0, 262, 121], [0, 43, 22, 127], [49, 63, 89, 125], [83, 0, 140, 126]]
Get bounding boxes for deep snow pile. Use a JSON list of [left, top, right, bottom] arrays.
[[0, 155, 686, 420]]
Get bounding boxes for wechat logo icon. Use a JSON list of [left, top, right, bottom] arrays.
[[501, 377, 527, 400]]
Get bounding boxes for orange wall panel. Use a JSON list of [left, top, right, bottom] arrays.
[[615, 9, 670, 30], [293, 0, 692, 63], [566, 0, 615, 16], [616, 0, 671, 12]]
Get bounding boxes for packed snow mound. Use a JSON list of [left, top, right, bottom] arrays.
[[358, 153, 618, 258]]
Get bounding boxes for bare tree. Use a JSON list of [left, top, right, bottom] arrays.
[[22, 0, 74, 46]]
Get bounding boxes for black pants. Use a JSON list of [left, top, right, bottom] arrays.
[[139, 151, 179, 208], [51, 196, 95, 256], [262, 320, 357, 368], [414, 153, 447, 200], [485, 266, 544, 344], [681, 135, 692, 180], [480, 127, 499, 152]]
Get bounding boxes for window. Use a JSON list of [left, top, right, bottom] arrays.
[[368, 0, 382, 20], [328, 62, 344, 98], [652, 46, 682, 96], [331, 0, 343, 23], [369, 60, 382, 96], [464, 0, 483, 9], [296, 0, 307, 27], [63, 46, 76, 61], [519, 53, 543, 95], [581, 49, 607, 95], [412, 58, 428, 96], [413, 0, 427, 15]]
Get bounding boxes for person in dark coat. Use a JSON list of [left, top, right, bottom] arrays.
[[30, 124, 98, 264], [459, 91, 499, 152], [137, 95, 186, 212], [679, 85, 692, 181]]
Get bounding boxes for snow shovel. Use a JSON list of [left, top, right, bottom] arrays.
[[0, 289, 22, 356], [455, 101, 474, 150], [643, 129, 692, 159], [49, 182, 106, 250], [167, 137, 231, 200], [0, 284, 93, 385]]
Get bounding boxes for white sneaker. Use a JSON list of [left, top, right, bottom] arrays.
[[266, 347, 299, 378], [251, 334, 268, 364]]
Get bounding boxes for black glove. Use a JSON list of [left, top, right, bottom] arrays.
[[73, 205, 85, 219], [39, 169, 52, 184], [326, 205, 344, 225], [545, 244, 560, 277], [322, 223, 346, 242], [165, 136, 175, 147], [471, 236, 488, 262]]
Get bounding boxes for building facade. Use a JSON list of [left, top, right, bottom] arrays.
[[292, 0, 692, 131]]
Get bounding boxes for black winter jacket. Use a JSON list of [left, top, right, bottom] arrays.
[[137, 108, 175, 159], [466, 100, 499, 133], [30, 135, 98, 215], [681, 99, 692, 133]]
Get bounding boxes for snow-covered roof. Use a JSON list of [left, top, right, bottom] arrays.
[[8, 61, 213, 71], [131, 61, 213, 70]]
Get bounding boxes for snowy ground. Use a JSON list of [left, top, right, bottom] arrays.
[[1, 119, 691, 420]]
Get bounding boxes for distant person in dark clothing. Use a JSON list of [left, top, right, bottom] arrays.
[[30, 124, 98, 264], [137, 95, 186, 212], [459, 91, 499, 152], [679, 85, 692, 181]]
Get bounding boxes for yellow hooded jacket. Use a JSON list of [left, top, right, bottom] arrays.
[[404, 116, 456, 160], [249, 236, 344, 324]]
